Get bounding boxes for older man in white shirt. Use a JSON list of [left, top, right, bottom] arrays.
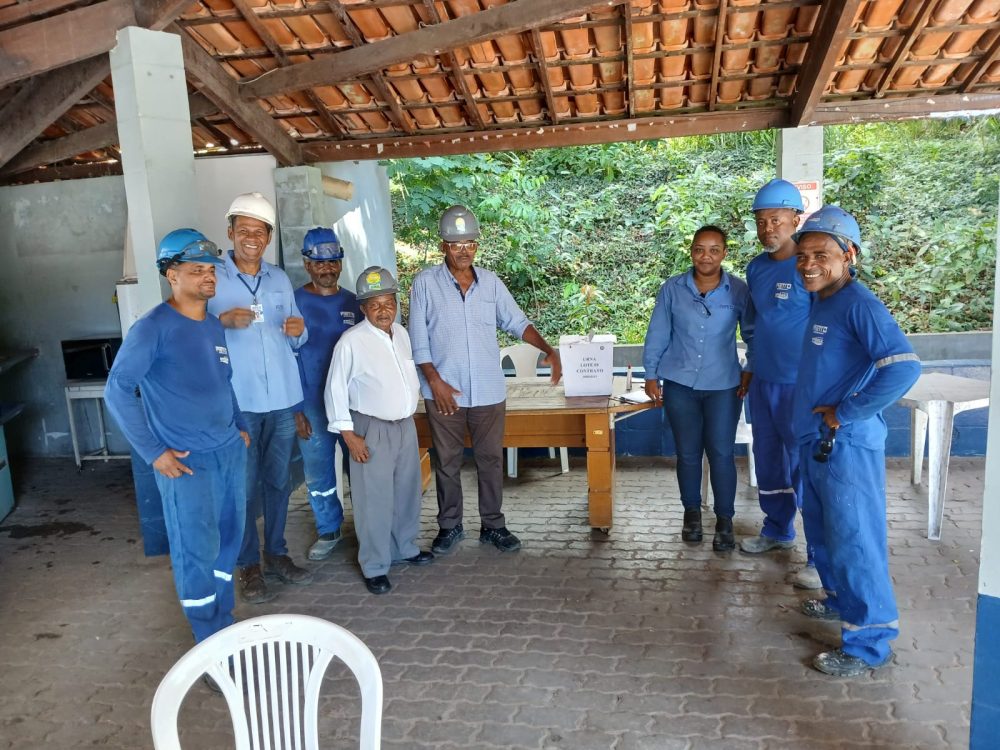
[[325, 266, 434, 595]]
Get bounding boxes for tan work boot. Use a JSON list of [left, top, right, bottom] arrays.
[[263, 554, 313, 585], [239, 564, 276, 604]]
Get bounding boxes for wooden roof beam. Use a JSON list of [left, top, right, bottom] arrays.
[[789, 0, 863, 126], [178, 29, 303, 166], [623, 4, 635, 118], [325, 1, 414, 134], [422, 0, 487, 130], [242, 0, 624, 99], [707, 0, 729, 111], [529, 29, 560, 125], [873, 0, 939, 98], [0, 0, 135, 88], [0, 0, 89, 31], [959, 27, 1000, 93], [230, 0, 347, 137]]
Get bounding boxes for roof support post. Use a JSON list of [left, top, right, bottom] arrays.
[[776, 126, 823, 215]]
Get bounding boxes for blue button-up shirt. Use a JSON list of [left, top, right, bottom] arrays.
[[409, 262, 531, 407], [642, 269, 754, 390], [207, 252, 307, 413]]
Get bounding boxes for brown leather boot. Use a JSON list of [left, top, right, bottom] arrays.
[[238, 564, 276, 604]]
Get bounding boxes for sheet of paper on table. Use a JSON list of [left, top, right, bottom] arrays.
[[619, 389, 653, 404]]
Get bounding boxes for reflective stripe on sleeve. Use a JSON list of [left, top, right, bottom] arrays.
[[874, 353, 920, 369]]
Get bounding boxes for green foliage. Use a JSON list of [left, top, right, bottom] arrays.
[[389, 118, 999, 340]]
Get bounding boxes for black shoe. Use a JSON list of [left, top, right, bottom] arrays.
[[479, 526, 522, 551], [432, 524, 465, 554], [681, 509, 703, 543], [392, 550, 435, 566], [364, 575, 392, 595], [713, 516, 735, 551]]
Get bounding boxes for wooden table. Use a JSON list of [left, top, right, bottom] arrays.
[[414, 377, 653, 531], [897, 372, 990, 540]]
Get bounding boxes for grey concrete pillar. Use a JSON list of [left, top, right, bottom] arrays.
[[274, 165, 328, 290], [110, 27, 198, 314], [777, 127, 824, 214]]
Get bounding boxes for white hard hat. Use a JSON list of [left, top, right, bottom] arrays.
[[226, 192, 276, 229]]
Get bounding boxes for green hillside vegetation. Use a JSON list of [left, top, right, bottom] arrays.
[[388, 118, 999, 342]]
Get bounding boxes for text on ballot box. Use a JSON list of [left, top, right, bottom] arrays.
[[559, 334, 617, 397]]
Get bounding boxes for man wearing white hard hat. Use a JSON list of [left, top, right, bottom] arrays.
[[207, 192, 313, 605]]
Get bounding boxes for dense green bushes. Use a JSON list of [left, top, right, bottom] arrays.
[[388, 118, 998, 341]]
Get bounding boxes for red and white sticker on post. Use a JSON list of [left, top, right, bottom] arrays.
[[793, 180, 822, 222]]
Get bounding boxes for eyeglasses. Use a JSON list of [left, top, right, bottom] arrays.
[[444, 241, 477, 251], [693, 297, 712, 317], [813, 426, 837, 463], [303, 242, 343, 261]]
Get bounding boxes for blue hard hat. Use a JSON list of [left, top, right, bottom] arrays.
[[157, 228, 221, 272], [792, 205, 863, 254], [302, 227, 343, 261], [752, 179, 805, 212]]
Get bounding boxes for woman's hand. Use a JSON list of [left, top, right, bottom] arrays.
[[644, 378, 662, 402]]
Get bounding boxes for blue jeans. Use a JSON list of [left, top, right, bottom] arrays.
[[296, 402, 345, 536], [154, 439, 246, 643], [662, 379, 741, 518], [238, 407, 296, 567]]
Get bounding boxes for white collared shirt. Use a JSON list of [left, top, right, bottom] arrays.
[[325, 318, 420, 433]]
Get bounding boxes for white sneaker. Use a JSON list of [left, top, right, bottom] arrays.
[[790, 565, 822, 590], [739, 535, 795, 554]]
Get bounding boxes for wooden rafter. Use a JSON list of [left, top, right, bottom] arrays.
[[243, 0, 625, 99], [325, 1, 414, 134], [177, 28, 303, 166], [422, 0, 486, 130], [873, 0, 939, 98], [529, 28, 560, 125], [0, 0, 86, 30], [0, 0, 135, 88], [707, 0, 729, 111], [229, 0, 347, 137], [959, 26, 1000, 93], [622, 3, 635, 118], [134, 0, 202, 32], [789, 0, 863, 126]]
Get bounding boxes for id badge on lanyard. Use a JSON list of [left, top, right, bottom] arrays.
[[250, 301, 264, 323]]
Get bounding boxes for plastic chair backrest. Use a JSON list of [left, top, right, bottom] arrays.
[[151, 614, 382, 750], [500, 343, 543, 377]]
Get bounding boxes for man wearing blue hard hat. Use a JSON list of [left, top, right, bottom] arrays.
[[292, 227, 362, 561], [791, 205, 920, 676], [740, 179, 820, 591], [105, 229, 250, 643]]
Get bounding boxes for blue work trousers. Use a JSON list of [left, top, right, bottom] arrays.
[[748, 378, 803, 543], [800, 441, 898, 665], [662, 380, 741, 518], [154, 439, 247, 643], [238, 407, 296, 567], [296, 402, 346, 536]]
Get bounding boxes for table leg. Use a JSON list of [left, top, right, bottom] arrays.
[[65, 389, 81, 470], [911, 408, 928, 485], [925, 401, 955, 541], [96, 399, 109, 460], [585, 413, 614, 530]]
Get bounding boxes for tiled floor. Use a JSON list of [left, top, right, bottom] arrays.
[[0, 455, 983, 749]]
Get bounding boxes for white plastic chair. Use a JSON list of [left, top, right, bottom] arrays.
[[151, 614, 382, 750], [500, 343, 570, 477]]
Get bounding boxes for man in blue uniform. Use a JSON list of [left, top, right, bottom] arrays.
[[293, 227, 362, 561], [739, 179, 820, 591], [791, 206, 920, 677], [105, 228, 249, 643], [208, 192, 312, 604]]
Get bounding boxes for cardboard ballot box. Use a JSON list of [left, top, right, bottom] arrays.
[[559, 334, 617, 397]]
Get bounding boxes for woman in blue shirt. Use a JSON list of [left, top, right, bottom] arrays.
[[643, 226, 754, 550]]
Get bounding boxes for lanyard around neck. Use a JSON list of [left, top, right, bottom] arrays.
[[236, 272, 263, 301]]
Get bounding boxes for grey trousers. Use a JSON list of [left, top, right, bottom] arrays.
[[425, 400, 506, 531], [348, 411, 422, 577]]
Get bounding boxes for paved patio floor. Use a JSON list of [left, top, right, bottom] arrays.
[[0, 455, 983, 749]]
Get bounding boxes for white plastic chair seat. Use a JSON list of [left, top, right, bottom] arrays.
[[500, 343, 569, 477], [151, 614, 382, 749]]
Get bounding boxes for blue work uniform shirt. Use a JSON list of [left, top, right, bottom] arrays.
[[207, 252, 307, 413], [409, 262, 531, 407], [792, 275, 921, 449], [294, 286, 361, 409], [104, 303, 246, 464], [745, 252, 811, 384], [642, 269, 754, 390]]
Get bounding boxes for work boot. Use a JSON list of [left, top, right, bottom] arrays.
[[239, 564, 276, 605], [480, 526, 522, 552], [681, 510, 703, 543], [263, 554, 313, 585], [307, 529, 342, 561], [790, 564, 823, 590], [800, 598, 840, 621], [432, 524, 465, 554], [813, 648, 893, 677], [713, 516, 735, 551], [739, 534, 795, 554]]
